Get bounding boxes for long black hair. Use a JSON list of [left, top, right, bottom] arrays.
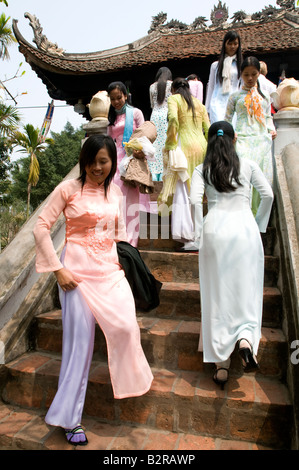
[[155, 67, 172, 105], [216, 30, 242, 84], [171, 77, 196, 121], [107, 81, 131, 126], [241, 56, 266, 99], [203, 121, 242, 193], [78, 134, 117, 197]]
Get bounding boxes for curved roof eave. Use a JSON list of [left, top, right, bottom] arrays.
[[12, 18, 162, 75], [13, 15, 299, 77]]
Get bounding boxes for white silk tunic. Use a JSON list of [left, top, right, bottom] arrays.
[[190, 159, 273, 363]]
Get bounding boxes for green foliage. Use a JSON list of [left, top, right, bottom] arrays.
[[12, 123, 50, 156], [44, 121, 84, 180], [0, 101, 21, 137], [10, 122, 84, 211], [0, 12, 16, 60], [0, 199, 27, 252], [11, 123, 54, 217], [0, 138, 13, 201]]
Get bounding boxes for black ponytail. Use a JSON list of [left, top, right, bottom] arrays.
[[171, 77, 197, 122], [203, 121, 242, 193], [155, 67, 172, 105]]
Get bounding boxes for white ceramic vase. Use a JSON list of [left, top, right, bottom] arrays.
[[271, 78, 299, 111], [87, 91, 111, 121]]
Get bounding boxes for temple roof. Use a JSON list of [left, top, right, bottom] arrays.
[[13, 9, 299, 75], [12, 4, 299, 118]]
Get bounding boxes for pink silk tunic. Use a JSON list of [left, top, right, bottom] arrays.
[[33, 177, 153, 399], [108, 108, 150, 246]]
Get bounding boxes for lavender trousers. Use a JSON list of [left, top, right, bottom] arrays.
[[45, 287, 96, 429]]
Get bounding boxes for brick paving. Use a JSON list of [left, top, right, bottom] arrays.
[[0, 400, 273, 451], [0, 349, 291, 450]]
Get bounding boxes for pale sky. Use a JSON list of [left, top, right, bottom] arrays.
[[1, 0, 296, 136]]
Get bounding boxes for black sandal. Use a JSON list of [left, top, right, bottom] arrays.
[[65, 425, 88, 446], [238, 339, 259, 373], [213, 367, 229, 390]]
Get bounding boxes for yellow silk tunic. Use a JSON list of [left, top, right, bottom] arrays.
[[160, 94, 210, 203]]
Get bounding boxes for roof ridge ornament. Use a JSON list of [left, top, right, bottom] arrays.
[[231, 10, 250, 24], [210, 1, 229, 28], [24, 12, 65, 56], [148, 12, 167, 34], [276, 0, 296, 10], [148, 2, 293, 34], [192, 16, 208, 30]]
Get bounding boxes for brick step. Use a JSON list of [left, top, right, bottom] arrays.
[[139, 251, 279, 287], [151, 283, 281, 328], [33, 311, 287, 378], [138, 213, 276, 256], [0, 400, 275, 450], [34, 283, 282, 327], [1, 352, 292, 448]]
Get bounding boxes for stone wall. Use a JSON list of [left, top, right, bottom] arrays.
[[273, 110, 299, 449]]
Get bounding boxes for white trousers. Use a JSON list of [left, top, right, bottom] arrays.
[[171, 180, 194, 242]]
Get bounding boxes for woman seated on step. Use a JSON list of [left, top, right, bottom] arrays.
[[33, 135, 153, 446], [190, 121, 273, 389]]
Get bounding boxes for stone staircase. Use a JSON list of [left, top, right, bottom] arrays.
[[0, 210, 293, 450]]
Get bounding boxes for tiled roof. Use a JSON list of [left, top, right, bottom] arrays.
[[13, 15, 299, 75]]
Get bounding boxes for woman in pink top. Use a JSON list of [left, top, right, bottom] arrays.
[[107, 81, 149, 246], [33, 135, 153, 446], [186, 74, 203, 103]]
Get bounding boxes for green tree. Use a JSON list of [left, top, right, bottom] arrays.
[[0, 13, 21, 143], [0, 199, 26, 252], [0, 101, 21, 137], [44, 121, 84, 177], [0, 12, 25, 125], [10, 122, 84, 211], [11, 124, 53, 218], [0, 138, 13, 201], [0, 12, 15, 60]]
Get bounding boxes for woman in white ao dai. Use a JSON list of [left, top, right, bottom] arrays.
[[190, 121, 273, 389]]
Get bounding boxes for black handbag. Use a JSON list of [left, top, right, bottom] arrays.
[[116, 241, 162, 312]]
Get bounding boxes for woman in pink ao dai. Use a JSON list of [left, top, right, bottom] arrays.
[[33, 135, 153, 446]]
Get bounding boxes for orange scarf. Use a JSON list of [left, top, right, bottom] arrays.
[[243, 86, 266, 127]]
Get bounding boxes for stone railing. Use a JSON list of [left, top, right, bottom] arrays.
[[0, 165, 79, 364], [273, 107, 299, 450]]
